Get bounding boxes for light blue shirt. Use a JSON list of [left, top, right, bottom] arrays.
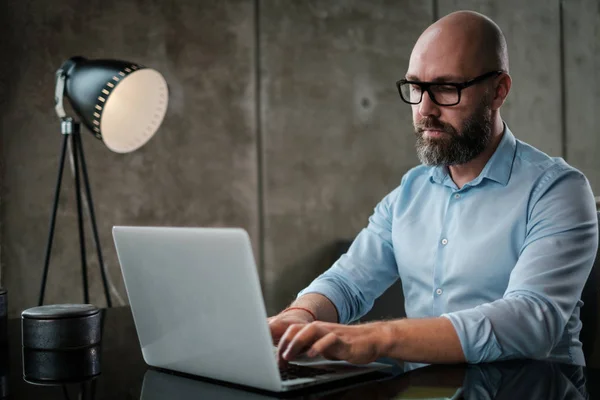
[[298, 125, 598, 365]]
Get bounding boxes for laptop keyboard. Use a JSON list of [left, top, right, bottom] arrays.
[[279, 364, 329, 381]]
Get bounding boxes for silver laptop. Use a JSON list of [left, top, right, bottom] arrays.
[[113, 226, 390, 392]]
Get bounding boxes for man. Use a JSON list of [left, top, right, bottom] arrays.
[[268, 10, 599, 367]]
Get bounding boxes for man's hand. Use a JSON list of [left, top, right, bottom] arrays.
[[276, 321, 389, 366], [269, 294, 339, 346], [268, 310, 315, 345]]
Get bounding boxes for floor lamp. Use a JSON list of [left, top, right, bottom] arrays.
[[38, 57, 169, 306]]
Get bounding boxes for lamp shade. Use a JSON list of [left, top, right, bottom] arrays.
[[61, 57, 169, 153]]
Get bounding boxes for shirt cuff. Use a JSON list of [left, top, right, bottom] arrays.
[[442, 309, 503, 363], [297, 279, 349, 324]]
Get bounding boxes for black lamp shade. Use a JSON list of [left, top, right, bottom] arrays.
[[62, 57, 168, 153]]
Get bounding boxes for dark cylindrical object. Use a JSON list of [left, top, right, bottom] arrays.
[[21, 304, 102, 384], [23, 345, 101, 383], [22, 304, 101, 350]]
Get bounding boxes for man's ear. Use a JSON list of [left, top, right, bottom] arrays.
[[491, 73, 511, 111]]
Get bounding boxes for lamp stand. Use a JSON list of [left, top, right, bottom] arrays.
[[38, 118, 112, 307]]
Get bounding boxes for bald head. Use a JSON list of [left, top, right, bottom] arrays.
[[409, 11, 509, 79], [406, 11, 512, 168]]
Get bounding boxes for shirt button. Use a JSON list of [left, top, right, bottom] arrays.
[[454, 193, 461, 199], [436, 288, 443, 295], [441, 238, 448, 245]]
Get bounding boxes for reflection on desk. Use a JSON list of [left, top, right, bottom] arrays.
[[137, 359, 589, 400], [142, 369, 275, 400], [320, 359, 588, 400]]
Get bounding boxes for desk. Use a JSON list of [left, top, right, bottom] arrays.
[[2, 306, 599, 399]]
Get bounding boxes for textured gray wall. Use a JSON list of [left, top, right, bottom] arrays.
[[564, 0, 600, 195], [1, 0, 599, 325], [260, 0, 430, 316], [438, 0, 563, 157]]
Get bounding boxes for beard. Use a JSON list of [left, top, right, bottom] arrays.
[[413, 100, 493, 167]]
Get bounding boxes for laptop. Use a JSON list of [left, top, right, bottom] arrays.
[[112, 226, 390, 392]]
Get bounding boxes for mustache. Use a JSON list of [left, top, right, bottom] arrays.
[[415, 118, 455, 134]]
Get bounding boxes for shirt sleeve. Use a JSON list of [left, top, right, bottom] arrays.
[[297, 187, 401, 324], [443, 166, 598, 363]]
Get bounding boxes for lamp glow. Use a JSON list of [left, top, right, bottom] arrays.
[[58, 56, 169, 153]]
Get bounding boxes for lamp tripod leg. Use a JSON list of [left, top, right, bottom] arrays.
[[71, 130, 90, 304], [74, 132, 112, 307], [38, 134, 69, 306]]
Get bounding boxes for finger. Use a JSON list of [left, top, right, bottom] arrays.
[[309, 332, 348, 361], [277, 324, 307, 362], [268, 320, 288, 345], [283, 323, 328, 361]]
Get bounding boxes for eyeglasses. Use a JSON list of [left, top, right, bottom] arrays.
[[396, 71, 503, 106]]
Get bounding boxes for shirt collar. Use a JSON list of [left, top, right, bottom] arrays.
[[428, 123, 517, 188], [429, 164, 448, 185]]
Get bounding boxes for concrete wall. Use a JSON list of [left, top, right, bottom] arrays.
[[1, 0, 599, 324], [260, 0, 429, 316], [564, 0, 600, 197], [438, 0, 563, 157]]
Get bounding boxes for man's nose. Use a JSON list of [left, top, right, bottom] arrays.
[[418, 90, 441, 118]]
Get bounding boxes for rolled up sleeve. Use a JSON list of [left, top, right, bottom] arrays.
[[443, 167, 598, 363], [298, 188, 401, 324]]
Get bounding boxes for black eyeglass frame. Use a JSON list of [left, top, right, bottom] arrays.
[[396, 70, 504, 106]]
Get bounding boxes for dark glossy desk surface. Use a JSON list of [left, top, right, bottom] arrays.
[[2, 306, 599, 399]]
